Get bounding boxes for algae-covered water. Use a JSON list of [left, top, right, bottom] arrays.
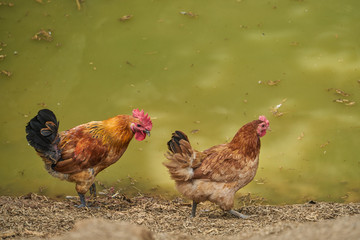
[[0, 0, 359, 204]]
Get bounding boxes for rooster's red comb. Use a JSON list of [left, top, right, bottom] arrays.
[[259, 115, 270, 127], [132, 109, 152, 130]]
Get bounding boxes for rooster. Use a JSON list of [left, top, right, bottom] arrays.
[[26, 108, 152, 207], [164, 116, 269, 218]]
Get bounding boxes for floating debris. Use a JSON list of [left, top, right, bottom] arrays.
[[334, 98, 350, 103], [0, 42, 6, 56], [258, 79, 281, 86], [126, 61, 134, 67], [0, 2, 14, 7], [266, 79, 281, 86], [345, 101, 356, 106], [328, 88, 355, 106], [297, 132, 304, 140], [179, 11, 198, 18], [190, 129, 200, 134], [119, 15, 133, 22], [335, 89, 350, 97], [290, 41, 300, 46], [0, 70, 12, 77], [254, 177, 267, 185], [270, 98, 287, 117], [32, 29, 53, 42], [320, 141, 330, 148], [37, 102, 47, 107], [75, 0, 84, 10], [333, 98, 355, 106]]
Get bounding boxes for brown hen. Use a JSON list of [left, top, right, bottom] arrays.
[[164, 116, 269, 218]]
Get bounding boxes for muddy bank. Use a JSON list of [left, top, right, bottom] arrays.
[[0, 194, 359, 239]]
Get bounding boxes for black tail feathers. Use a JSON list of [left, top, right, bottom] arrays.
[[167, 130, 190, 154], [26, 109, 61, 162]]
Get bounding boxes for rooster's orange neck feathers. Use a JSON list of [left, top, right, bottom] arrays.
[[88, 115, 135, 152]]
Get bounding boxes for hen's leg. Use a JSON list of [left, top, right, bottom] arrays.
[[228, 209, 250, 219], [191, 201, 198, 217], [89, 183, 96, 198], [76, 193, 87, 208]]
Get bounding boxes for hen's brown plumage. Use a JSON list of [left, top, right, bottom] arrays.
[[26, 109, 152, 207], [164, 116, 269, 218]]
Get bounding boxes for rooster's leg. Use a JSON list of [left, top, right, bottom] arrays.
[[76, 193, 87, 208], [191, 201, 198, 217], [89, 183, 97, 198], [228, 209, 250, 219]]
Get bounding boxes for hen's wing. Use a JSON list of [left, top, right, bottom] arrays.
[[52, 123, 109, 174], [192, 144, 247, 182]]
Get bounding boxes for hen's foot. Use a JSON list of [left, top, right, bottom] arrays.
[[228, 209, 251, 219], [75, 203, 87, 208]]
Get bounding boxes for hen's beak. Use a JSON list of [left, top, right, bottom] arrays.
[[145, 129, 151, 137]]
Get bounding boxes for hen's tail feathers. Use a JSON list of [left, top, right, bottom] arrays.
[[25, 109, 61, 163], [163, 131, 200, 181]]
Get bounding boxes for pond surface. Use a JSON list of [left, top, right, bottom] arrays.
[[0, 0, 359, 204]]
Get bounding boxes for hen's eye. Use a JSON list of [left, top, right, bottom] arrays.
[[261, 124, 265, 127]]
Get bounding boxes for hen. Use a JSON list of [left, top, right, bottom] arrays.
[[164, 116, 269, 218], [26, 108, 152, 207]]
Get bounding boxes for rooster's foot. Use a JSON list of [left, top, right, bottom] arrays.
[[89, 183, 97, 198], [74, 193, 88, 208]]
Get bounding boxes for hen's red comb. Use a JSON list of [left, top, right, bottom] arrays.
[[132, 109, 152, 130], [259, 115, 270, 127]]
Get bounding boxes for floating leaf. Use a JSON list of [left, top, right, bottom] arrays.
[[0, 70, 11, 77], [345, 101, 355, 106], [335, 89, 350, 97], [32, 29, 53, 42], [270, 98, 287, 117], [297, 132, 304, 140], [266, 79, 281, 86], [179, 11, 198, 18], [320, 141, 330, 148], [190, 129, 200, 134], [334, 98, 350, 103], [119, 15, 133, 22]]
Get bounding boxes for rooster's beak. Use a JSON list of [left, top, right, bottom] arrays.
[[145, 130, 151, 137]]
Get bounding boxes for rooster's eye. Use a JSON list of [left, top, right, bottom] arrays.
[[137, 124, 141, 127], [261, 124, 265, 127]]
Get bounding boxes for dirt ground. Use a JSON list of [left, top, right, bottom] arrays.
[[1, 193, 359, 240]]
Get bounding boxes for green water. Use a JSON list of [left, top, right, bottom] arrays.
[[0, 0, 359, 204]]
